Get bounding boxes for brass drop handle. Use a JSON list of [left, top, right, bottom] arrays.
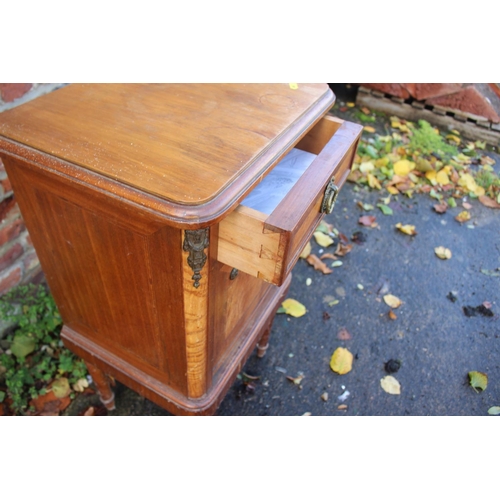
[[321, 178, 339, 214]]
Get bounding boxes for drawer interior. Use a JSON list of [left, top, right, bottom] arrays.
[[217, 115, 361, 285]]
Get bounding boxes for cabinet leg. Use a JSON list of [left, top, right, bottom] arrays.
[[256, 325, 271, 358], [85, 361, 116, 410]]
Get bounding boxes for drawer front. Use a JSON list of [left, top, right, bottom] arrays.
[[217, 116, 363, 286]]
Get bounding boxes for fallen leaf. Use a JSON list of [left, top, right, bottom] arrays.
[[313, 231, 334, 247], [72, 378, 89, 393], [448, 197, 457, 208], [433, 202, 448, 214], [383, 294, 402, 308], [363, 126, 376, 133], [488, 406, 500, 415], [320, 253, 337, 260], [331, 261, 343, 268], [388, 310, 397, 320], [455, 210, 471, 223], [436, 168, 450, 186], [395, 223, 417, 236], [380, 375, 401, 395], [478, 196, 500, 209], [337, 404, 348, 410], [316, 220, 335, 235], [299, 241, 312, 259], [393, 159, 414, 176], [435, 246, 452, 259], [31, 389, 71, 415], [377, 203, 393, 215], [357, 201, 374, 211], [328, 299, 340, 307], [334, 242, 353, 256], [10, 333, 36, 359], [287, 372, 304, 385], [481, 268, 500, 277], [83, 406, 96, 416], [483, 301, 492, 309], [462, 202, 472, 210], [52, 377, 71, 398], [358, 215, 377, 227], [281, 298, 307, 318], [306, 278, 312, 286], [330, 347, 353, 375], [469, 371, 488, 392], [337, 328, 352, 340], [306, 254, 333, 274], [321, 392, 328, 401], [367, 173, 382, 189]]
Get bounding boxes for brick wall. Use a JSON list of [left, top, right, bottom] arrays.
[[0, 83, 65, 295]]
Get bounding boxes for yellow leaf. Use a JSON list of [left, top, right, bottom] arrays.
[[281, 298, 307, 318], [425, 170, 437, 184], [375, 157, 389, 168], [313, 231, 334, 247], [455, 210, 471, 223], [458, 173, 480, 193], [387, 186, 399, 195], [381, 375, 401, 395], [52, 377, 71, 398], [446, 134, 461, 145], [395, 223, 417, 236], [347, 102, 355, 108], [363, 126, 376, 133], [393, 159, 414, 176], [435, 246, 452, 259], [367, 173, 382, 189], [383, 294, 402, 308], [299, 241, 312, 259], [469, 371, 488, 392], [436, 169, 450, 186], [359, 161, 375, 173], [330, 347, 353, 375]]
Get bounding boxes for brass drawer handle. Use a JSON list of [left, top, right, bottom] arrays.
[[321, 178, 339, 214]]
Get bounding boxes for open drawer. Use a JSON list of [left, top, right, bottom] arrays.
[[217, 116, 363, 286]]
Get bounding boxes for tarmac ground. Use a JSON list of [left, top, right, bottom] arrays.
[[65, 85, 500, 417]]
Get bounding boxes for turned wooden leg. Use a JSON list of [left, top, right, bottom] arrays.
[[85, 361, 116, 410], [256, 324, 271, 358]]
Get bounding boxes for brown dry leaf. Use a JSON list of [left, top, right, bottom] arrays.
[[435, 246, 452, 259], [358, 215, 377, 228], [335, 243, 353, 256], [395, 223, 417, 236], [380, 375, 401, 395], [330, 347, 353, 375], [463, 202, 472, 210], [299, 241, 312, 259], [306, 254, 333, 274], [433, 202, 448, 214], [479, 196, 500, 209], [337, 327, 352, 340], [287, 373, 304, 385], [31, 389, 72, 415], [388, 310, 397, 320], [83, 406, 96, 416], [337, 404, 348, 410], [383, 294, 402, 308], [320, 253, 338, 260], [455, 210, 471, 223]]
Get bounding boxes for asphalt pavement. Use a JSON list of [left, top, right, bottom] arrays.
[[66, 85, 500, 416]]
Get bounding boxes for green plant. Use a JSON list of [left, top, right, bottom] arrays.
[[0, 284, 87, 414], [409, 120, 459, 159]]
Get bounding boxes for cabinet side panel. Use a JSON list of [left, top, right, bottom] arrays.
[[3, 156, 187, 393], [209, 258, 273, 375]]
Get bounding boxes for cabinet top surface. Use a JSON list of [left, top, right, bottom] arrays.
[[0, 84, 333, 208]]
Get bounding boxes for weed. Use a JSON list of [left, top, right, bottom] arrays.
[[409, 120, 459, 159], [0, 284, 87, 414]]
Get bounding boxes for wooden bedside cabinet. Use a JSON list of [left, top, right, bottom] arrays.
[[0, 84, 362, 415]]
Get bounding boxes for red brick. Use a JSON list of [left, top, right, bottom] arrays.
[[1, 177, 12, 195], [0, 265, 22, 295], [0, 242, 24, 272], [0, 216, 25, 246], [361, 84, 411, 100], [0, 198, 18, 223], [22, 250, 40, 273], [426, 86, 500, 123], [402, 83, 464, 101], [0, 83, 33, 103]]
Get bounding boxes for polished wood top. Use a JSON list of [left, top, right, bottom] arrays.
[[0, 84, 333, 208]]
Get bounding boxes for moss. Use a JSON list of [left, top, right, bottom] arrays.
[[409, 120, 459, 158]]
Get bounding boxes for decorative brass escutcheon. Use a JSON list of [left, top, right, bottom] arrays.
[[321, 178, 339, 214]]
